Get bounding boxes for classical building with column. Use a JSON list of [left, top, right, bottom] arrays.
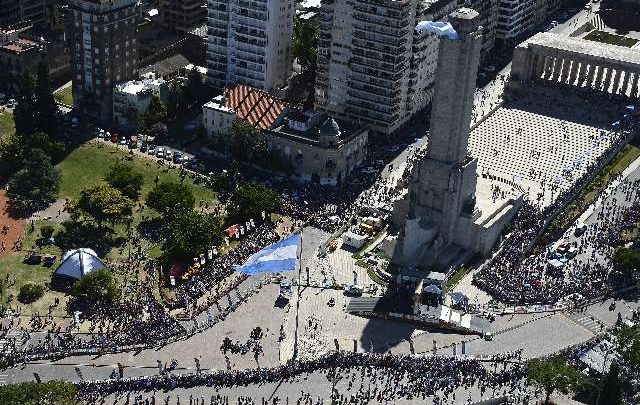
[[509, 32, 640, 99]]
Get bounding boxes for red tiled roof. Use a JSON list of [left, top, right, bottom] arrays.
[[224, 84, 286, 130]]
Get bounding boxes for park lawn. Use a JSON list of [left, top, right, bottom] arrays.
[[584, 30, 638, 48], [0, 110, 15, 138], [53, 86, 73, 106], [0, 220, 68, 317], [56, 141, 216, 204]]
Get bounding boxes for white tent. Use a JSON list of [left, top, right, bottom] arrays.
[[53, 248, 106, 280]]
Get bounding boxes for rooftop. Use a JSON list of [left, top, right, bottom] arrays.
[[114, 73, 165, 95], [0, 36, 41, 54], [222, 84, 287, 130], [521, 32, 640, 66]]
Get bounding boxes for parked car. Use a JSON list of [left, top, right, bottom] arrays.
[[23, 253, 42, 265], [111, 133, 118, 143], [164, 150, 173, 161], [140, 143, 148, 153], [156, 147, 165, 158], [147, 144, 156, 154], [128, 140, 138, 149], [173, 152, 183, 164]]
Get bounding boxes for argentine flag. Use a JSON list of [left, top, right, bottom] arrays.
[[234, 233, 301, 275]]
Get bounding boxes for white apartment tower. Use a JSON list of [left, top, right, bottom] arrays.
[[207, 0, 294, 91], [314, 0, 457, 136]]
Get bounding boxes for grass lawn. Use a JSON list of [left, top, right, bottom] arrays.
[[0, 110, 15, 138], [0, 221, 68, 317], [56, 141, 216, 203], [584, 30, 638, 48], [53, 85, 73, 106], [548, 144, 640, 237]]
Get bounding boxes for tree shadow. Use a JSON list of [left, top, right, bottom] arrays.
[[54, 220, 118, 257], [137, 216, 163, 243]]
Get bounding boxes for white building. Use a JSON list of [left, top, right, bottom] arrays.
[[112, 72, 166, 128], [207, 0, 294, 91], [314, 0, 457, 136]]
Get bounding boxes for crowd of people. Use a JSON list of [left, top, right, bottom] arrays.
[[76, 351, 528, 405]]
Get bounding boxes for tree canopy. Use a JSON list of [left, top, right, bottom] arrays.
[[70, 268, 120, 308], [612, 247, 640, 276], [74, 183, 134, 225], [146, 182, 195, 219], [12, 64, 59, 137], [6, 148, 60, 214], [105, 162, 144, 200], [231, 183, 280, 220], [616, 324, 640, 368], [527, 357, 590, 404], [143, 94, 168, 127], [161, 209, 223, 263], [0, 131, 65, 174], [292, 18, 319, 71], [0, 381, 78, 405]]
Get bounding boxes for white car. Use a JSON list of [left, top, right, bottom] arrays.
[[156, 147, 165, 158]]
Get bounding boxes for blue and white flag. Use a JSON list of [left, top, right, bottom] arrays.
[[415, 21, 459, 40], [234, 233, 301, 275]]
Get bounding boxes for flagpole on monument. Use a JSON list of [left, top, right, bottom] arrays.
[[292, 225, 303, 361]]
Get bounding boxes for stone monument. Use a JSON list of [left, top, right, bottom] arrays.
[[392, 8, 521, 271]]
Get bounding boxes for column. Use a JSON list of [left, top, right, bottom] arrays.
[[602, 68, 615, 93], [551, 58, 563, 82], [577, 61, 589, 87], [620, 71, 631, 96], [544, 56, 555, 80], [612, 69, 623, 94], [594, 66, 605, 90], [535, 54, 546, 79], [585, 64, 597, 88], [560, 60, 572, 84], [568, 60, 580, 86]]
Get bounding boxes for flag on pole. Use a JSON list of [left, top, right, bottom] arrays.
[[234, 233, 301, 275]]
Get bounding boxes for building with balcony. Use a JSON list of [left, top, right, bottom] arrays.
[[159, 0, 207, 34], [207, 0, 294, 91], [66, 0, 139, 122], [0, 28, 46, 93], [0, 0, 46, 29], [313, 0, 457, 137], [463, 0, 498, 61], [203, 84, 368, 184], [112, 72, 174, 129]]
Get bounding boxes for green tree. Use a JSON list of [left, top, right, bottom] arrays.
[[227, 121, 268, 163], [143, 94, 167, 127], [40, 225, 54, 239], [0, 381, 79, 405], [527, 357, 590, 404], [75, 183, 134, 225], [6, 149, 60, 214], [70, 268, 120, 308], [12, 71, 37, 136], [184, 68, 205, 105], [231, 182, 280, 219], [597, 362, 622, 405], [612, 247, 640, 276], [105, 162, 144, 200], [161, 209, 222, 262], [292, 18, 319, 71], [17, 283, 45, 304], [146, 182, 195, 219], [0, 131, 65, 174], [124, 105, 142, 129], [616, 324, 640, 368], [35, 61, 59, 135]]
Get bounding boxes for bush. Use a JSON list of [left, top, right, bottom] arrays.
[[40, 225, 54, 239], [0, 381, 78, 405], [70, 268, 120, 308], [17, 283, 45, 304]]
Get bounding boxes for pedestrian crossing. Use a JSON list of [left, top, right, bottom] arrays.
[[0, 330, 22, 354], [591, 16, 605, 31], [565, 312, 604, 334]]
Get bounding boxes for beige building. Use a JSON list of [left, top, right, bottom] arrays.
[[203, 84, 369, 184], [314, 0, 457, 136]]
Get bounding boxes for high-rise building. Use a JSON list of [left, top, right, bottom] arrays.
[[463, 0, 498, 60], [0, 0, 46, 28], [66, 0, 139, 121], [313, 0, 457, 136], [495, 0, 568, 42], [207, 0, 294, 91], [159, 0, 207, 34]]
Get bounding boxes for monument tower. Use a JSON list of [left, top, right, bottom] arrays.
[[393, 8, 520, 269]]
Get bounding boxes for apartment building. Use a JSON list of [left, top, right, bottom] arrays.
[[314, 0, 457, 136], [159, 0, 207, 34], [207, 0, 294, 91], [0, 29, 46, 93], [0, 0, 46, 28], [463, 0, 498, 60], [66, 0, 139, 121], [112, 72, 175, 129]]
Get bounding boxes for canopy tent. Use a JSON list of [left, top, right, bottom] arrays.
[[53, 248, 106, 280]]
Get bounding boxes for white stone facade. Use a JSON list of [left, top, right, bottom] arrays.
[[112, 72, 165, 128], [202, 95, 238, 136], [207, 0, 294, 91]]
